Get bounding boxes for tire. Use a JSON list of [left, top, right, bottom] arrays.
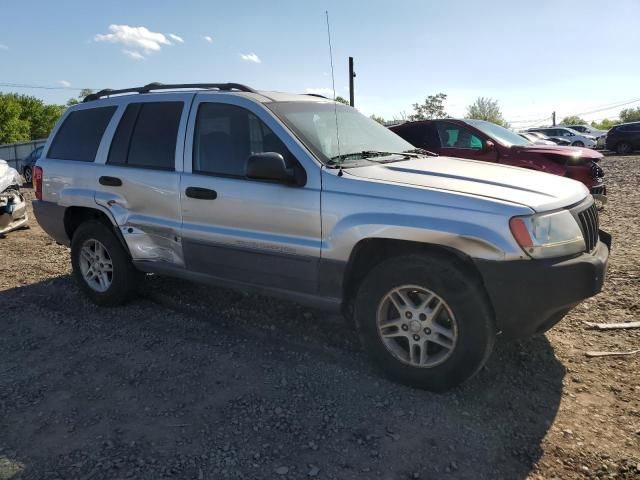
[[571, 141, 584, 147], [616, 142, 632, 155], [23, 167, 32, 184], [354, 254, 495, 392], [71, 220, 142, 306]]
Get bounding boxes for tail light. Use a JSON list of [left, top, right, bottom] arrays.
[[33, 166, 43, 200]]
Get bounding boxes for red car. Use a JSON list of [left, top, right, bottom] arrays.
[[390, 119, 606, 199]]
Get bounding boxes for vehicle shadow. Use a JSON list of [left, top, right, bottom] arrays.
[[0, 275, 564, 480]]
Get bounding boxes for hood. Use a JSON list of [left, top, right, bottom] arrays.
[[345, 156, 589, 212], [512, 144, 603, 162]]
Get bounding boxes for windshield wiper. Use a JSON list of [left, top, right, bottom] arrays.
[[403, 148, 438, 157], [327, 149, 434, 168], [329, 150, 402, 161]]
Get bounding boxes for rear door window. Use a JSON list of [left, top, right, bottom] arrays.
[[397, 124, 441, 149], [48, 106, 117, 162], [107, 102, 183, 170]]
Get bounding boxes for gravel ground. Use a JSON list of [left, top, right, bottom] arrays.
[[1, 155, 639, 480]]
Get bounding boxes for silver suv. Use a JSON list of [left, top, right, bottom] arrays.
[[33, 83, 611, 391]]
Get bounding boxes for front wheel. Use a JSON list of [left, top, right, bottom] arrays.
[[71, 220, 142, 306], [354, 255, 495, 392], [571, 141, 584, 147]]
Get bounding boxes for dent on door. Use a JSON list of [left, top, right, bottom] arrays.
[[95, 190, 185, 266]]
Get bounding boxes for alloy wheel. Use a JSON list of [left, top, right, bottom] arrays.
[[79, 239, 113, 293], [376, 285, 458, 368]]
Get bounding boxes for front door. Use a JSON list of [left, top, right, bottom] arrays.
[[180, 96, 322, 294]]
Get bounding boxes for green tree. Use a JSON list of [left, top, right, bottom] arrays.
[[13, 94, 65, 139], [334, 95, 350, 106], [0, 93, 66, 143], [32, 104, 66, 138], [591, 119, 617, 130], [67, 88, 94, 106], [466, 97, 509, 127], [619, 107, 640, 123], [409, 93, 448, 121], [560, 115, 587, 125], [370, 114, 386, 124], [0, 94, 30, 144]]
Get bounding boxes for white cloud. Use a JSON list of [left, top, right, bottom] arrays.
[[240, 52, 261, 63], [203, 35, 213, 43], [169, 33, 184, 43], [305, 88, 333, 97], [95, 25, 173, 59], [58, 80, 72, 87], [0, 44, 8, 50], [123, 50, 145, 61]]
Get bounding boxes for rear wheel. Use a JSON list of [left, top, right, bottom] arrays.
[[71, 220, 142, 306], [616, 142, 632, 155], [572, 141, 584, 147], [354, 255, 495, 392], [23, 167, 32, 184]]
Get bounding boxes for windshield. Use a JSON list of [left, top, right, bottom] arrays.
[[464, 119, 530, 147], [266, 102, 414, 165]]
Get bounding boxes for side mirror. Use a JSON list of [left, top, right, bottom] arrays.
[[246, 152, 294, 183], [482, 140, 495, 153]]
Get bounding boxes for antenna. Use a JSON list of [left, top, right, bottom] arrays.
[[325, 10, 342, 166]]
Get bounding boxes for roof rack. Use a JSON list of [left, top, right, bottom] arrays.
[[83, 82, 256, 102]]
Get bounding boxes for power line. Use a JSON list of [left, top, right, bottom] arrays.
[[0, 82, 97, 91], [508, 96, 640, 127], [568, 98, 640, 117]]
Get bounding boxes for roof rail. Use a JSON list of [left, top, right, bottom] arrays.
[[83, 82, 256, 102], [304, 93, 329, 99]]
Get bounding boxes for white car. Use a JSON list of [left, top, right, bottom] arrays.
[[563, 124, 607, 137], [562, 124, 607, 148], [518, 132, 556, 145], [528, 127, 597, 148]]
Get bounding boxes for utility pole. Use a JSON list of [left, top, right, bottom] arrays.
[[349, 56, 355, 107], [552, 111, 556, 126]]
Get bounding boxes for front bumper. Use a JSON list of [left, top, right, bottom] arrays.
[[475, 231, 611, 339]]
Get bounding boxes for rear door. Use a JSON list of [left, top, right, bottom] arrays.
[[435, 121, 498, 162], [180, 95, 322, 294], [93, 94, 193, 266]]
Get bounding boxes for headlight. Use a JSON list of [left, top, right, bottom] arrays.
[[510, 210, 585, 259]]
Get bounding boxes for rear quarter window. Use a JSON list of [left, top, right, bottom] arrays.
[[47, 106, 117, 162]]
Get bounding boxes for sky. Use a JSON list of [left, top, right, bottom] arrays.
[[1, 0, 639, 128]]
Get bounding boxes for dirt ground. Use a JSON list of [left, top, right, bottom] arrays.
[[1, 155, 638, 480]]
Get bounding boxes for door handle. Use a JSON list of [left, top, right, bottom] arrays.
[[99, 176, 122, 187], [185, 187, 217, 200]]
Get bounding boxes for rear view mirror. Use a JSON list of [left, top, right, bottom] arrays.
[[246, 152, 295, 183]]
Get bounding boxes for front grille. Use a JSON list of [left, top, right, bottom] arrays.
[[577, 203, 599, 252]]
